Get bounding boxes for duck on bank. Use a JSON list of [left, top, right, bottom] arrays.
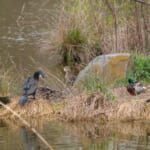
[[127, 78, 146, 95], [0, 53, 149, 123]]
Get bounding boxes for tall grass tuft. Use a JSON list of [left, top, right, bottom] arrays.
[[60, 28, 86, 66], [50, 0, 104, 67]]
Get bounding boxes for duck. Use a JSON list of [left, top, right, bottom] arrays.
[[64, 66, 76, 86], [36, 86, 62, 100], [127, 78, 146, 95], [18, 70, 45, 105]]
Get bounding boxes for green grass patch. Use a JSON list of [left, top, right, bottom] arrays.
[[113, 53, 150, 87], [130, 54, 150, 82], [64, 28, 85, 45], [84, 77, 114, 100]]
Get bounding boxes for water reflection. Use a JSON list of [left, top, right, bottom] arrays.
[[19, 126, 40, 150], [1, 120, 150, 150]]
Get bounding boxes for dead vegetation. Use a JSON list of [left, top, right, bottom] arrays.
[[60, 85, 150, 122], [0, 97, 63, 119], [60, 92, 110, 121], [0, 85, 149, 123]]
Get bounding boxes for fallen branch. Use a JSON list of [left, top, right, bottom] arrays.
[[134, 0, 150, 6], [0, 101, 54, 150]]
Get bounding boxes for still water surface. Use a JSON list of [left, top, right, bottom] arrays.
[[0, 0, 63, 89], [1, 120, 150, 150]]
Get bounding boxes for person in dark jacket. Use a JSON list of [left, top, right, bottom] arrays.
[[18, 70, 45, 105]]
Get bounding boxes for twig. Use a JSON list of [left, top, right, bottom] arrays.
[[0, 101, 54, 150], [134, 0, 150, 6]]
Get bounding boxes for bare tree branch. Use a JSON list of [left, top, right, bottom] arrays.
[[134, 0, 150, 6]]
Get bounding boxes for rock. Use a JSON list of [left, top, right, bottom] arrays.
[[74, 53, 132, 91]]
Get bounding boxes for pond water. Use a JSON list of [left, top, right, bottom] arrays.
[[1, 120, 150, 150], [0, 0, 64, 90]]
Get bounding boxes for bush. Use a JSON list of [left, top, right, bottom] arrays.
[[64, 28, 85, 45], [61, 28, 85, 66], [130, 54, 150, 82]]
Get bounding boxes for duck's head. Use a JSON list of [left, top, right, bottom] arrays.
[[33, 70, 45, 80], [128, 78, 135, 85], [64, 66, 71, 73]]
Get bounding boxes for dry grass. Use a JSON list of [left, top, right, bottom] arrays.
[[0, 98, 57, 119], [60, 85, 150, 122], [105, 85, 150, 122], [0, 98, 61, 132], [107, 99, 150, 122], [60, 92, 109, 121], [0, 85, 149, 123], [50, 0, 150, 60]]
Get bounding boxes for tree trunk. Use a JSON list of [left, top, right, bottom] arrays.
[[104, 0, 118, 52], [134, 1, 143, 51]]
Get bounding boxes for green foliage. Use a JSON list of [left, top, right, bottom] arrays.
[[84, 77, 114, 100], [105, 15, 113, 25], [130, 54, 150, 82], [112, 78, 128, 87], [113, 54, 150, 87], [84, 77, 106, 92], [64, 28, 85, 45], [51, 0, 150, 66], [60, 28, 85, 66], [65, 51, 72, 66]]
